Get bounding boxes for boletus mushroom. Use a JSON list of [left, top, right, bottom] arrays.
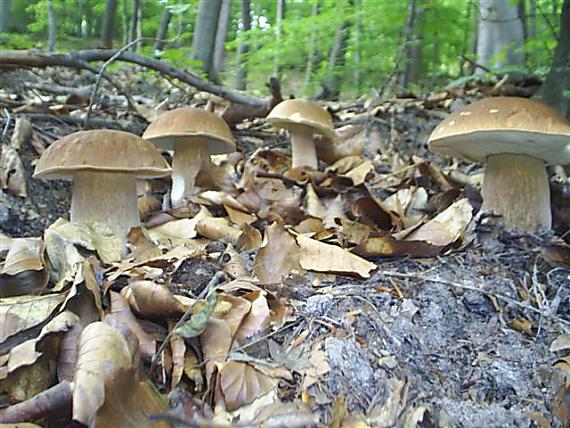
[[33, 130, 170, 247], [143, 107, 236, 208], [266, 99, 335, 170], [428, 96, 570, 232]]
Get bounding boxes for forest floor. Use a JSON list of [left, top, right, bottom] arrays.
[[1, 66, 570, 428]]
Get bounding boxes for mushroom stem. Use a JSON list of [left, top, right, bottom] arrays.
[[71, 171, 140, 242], [481, 153, 551, 232], [290, 126, 318, 169], [171, 140, 207, 208]]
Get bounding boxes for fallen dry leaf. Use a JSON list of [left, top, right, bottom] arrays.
[[93, 366, 169, 428], [73, 322, 134, 426], [254, 223, 302, 283], [406, 198, 473, 246], [218, 360, 277, 412], [296, 235, 376, 278], [236, 291, 271, 344], [122, 280, 187, 319], [0, 145, 27, 198], [0, 238, 48, 297]]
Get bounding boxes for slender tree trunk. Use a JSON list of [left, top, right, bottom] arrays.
[[302, 2, 319, 92], [0, 0, 12, 33], [321, 0, 350, 100], [136, 0, 143, 51], [354, 0, 362, 93], [47, 0, 57, 52], [213, 0, 231, 75], [403, 1, 425, 87], [154, 8, 172, 52], [274, 0, 285, 79], [129, 0, 140, 50], [235, 0, 251, 90], [192, 0, 223, 81], [121, 0, 129, 45], [100, 0, 118, 48], [476, 0, 525, 73], [528, 0, 536, 40], [534, 0, 570, 119]]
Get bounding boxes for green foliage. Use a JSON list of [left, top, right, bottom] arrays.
[[3, 0, 563, 100]]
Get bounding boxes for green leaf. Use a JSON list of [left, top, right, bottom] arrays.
[[174, 291, 219, 339]]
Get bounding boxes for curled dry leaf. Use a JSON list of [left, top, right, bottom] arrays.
[[222, 244, 250, 279], [73, 322, 133, 426], [351, 197, 393, 230], [0, 145, 27, 198], [93, 366, 169, 428], [0, 311, 78, 380], [196, 217, 242, 245], [122, 280, 187, 319], [169, 321, 186, 389], [237, 223, 263, 251], [406, 198, 473, 246], [218, 361, 277, 412], [254, 222, 302, 283], [296, 235, 377, 279], [0, 238, 49, 297], [316, 125, 366, 164], [45, 219, 121, 265], [236, 291, 271, 344], [57, 322, 83, 382], [0, 293, 66, 345], [354, 234, 442, 258], [248, 401, 317, 428], [109, 291, 156, 358], [146, 208, 209, 248]]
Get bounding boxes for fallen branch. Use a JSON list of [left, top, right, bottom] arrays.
[[26, 114, 128, 131], [0, 49, 267, 107]]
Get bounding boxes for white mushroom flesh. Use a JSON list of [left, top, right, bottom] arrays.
[[171, 139, 208, 208], [289, 124, 318, 169], [481, 153, 551, 232]]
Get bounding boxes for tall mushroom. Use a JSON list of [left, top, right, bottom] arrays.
[[428, 96, 570, 232], [143, 107, 236, 208], [266, 99, 335, 170], [33, 130, 170, 247]]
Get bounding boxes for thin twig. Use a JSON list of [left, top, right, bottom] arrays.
[[378, 270, 570, 327], [149, 271, 228, 374]]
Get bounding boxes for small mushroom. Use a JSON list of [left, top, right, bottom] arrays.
[[143, 107, 236, 208], [266, 99, 335, 170], [33, 130, 170, 247], [428, 96, 570, 232]]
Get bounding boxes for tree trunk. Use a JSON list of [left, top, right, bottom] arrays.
[[320, 0, 350, 100], [136, 0, 142, 51], [476, 0, 525, 73], [121, 0, 129, 45], [129, 0, 140, 51], [534, 0, 570, 119], [302, 2, 319, 93], [403, 0, 425, 87], [154, 8, 172, 52], [235, 0, 251, 90], [528, 0, 536, 40], [47, 0, 57, 52], [100, 0, 118, 49], [192, 0, 223, 81], [0, 0, 12, 33], [273, 0, 285, 79], [213, 0, 231, 75], [353, 0, 362, 93]]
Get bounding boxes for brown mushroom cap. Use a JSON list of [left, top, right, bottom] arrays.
[[33, 130, 171, 180], [267, 99, 335, 139], [428, 97, 570, 165], [143, 107, 236, 154]]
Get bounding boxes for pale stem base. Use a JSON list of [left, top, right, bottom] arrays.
[[171, 141, 207, 208], [290, 127, 318, 169], [71, 171, 140, 245], [482, 153, 551, 232]]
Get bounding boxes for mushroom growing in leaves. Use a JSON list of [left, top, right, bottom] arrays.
[[33, 130, 170, 246], [266, 99, 335, 170], [428, 96, 570, 232], [143, 107, 236, 208]]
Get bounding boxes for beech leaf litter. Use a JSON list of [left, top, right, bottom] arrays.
[[1, 68, 570, 428]]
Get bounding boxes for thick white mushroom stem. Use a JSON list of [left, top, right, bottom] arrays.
[[71, 171, 140, 246], [289, 125, 318, 169], [481, 153, 551, 232], [171, 140, 207, 208]]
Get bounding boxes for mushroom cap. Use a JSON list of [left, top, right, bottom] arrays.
[[143, 107, 236, 154], [33, 129, 171, 180], [267, 99, 335, 139], [428, 97, 570, 165]]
